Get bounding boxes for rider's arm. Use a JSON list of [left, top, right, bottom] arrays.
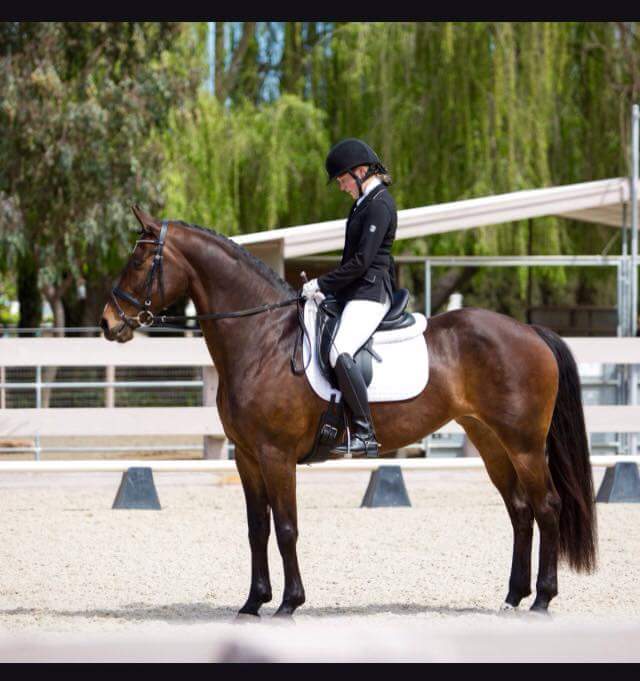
[[317, 201, 392, 295]]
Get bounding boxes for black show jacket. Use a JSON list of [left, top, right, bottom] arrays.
[[317, 184, 397, 304]]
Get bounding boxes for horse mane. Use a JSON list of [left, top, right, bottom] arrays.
[[174, 221, 295, 296]]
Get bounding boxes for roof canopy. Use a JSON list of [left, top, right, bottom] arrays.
[[233, 178, 637, 259]]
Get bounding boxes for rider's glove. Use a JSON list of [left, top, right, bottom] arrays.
[[302, 278, 325, 304]]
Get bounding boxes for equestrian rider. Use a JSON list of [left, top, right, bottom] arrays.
[[301, 138, 397, 457]]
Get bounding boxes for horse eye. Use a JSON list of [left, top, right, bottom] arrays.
[[133, 258, 144, 269]]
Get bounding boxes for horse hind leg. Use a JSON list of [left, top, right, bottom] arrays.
[[491, 424, 562, 613], [457, 416, 534, 610]]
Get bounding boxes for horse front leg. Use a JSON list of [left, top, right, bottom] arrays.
[[235, 449, 272, 617], [258, 445, 305, 618]]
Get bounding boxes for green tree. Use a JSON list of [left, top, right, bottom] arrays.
[[0, 21, 204, 330]]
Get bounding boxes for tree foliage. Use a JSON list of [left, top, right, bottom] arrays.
[[0, 21, 204, 327], [2, 21, 640, 327]]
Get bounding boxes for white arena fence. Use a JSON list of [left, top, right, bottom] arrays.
[[2, 335, 640, 463]]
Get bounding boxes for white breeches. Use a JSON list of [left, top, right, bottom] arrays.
[[329, 295, 391, 368]]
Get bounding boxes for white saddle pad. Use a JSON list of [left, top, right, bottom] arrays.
[[302, 299, 429, 403]]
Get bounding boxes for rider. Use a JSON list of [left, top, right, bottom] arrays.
[[301, 138, 397, 457]]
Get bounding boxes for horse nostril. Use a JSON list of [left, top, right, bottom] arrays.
[[100, 318, 110, 334]]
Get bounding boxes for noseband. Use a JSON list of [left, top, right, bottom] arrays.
[[111, 220, 169, 329]]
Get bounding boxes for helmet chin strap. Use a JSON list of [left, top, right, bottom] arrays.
[[348, 165, 377, 198], [348, 169, 364, 198]]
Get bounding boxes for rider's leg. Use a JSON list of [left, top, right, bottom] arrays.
[[330, 296, 390, 456]]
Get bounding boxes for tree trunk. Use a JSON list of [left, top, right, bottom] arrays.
[[41, 278, 72, 408], [431, 267, 478, 312], [81, 273, 113, 333], [282, 22, 304, 96], [17, 252, 41, 333], [214, 22, 225, 102]]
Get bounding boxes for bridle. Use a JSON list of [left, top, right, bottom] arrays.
[[110, 220, 303, 330], [111, 220, 169, 329]]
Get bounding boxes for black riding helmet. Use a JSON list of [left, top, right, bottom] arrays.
[[325, 138, 388, 197]]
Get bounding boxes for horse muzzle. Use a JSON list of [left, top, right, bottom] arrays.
[[100, 311, 135, 343]]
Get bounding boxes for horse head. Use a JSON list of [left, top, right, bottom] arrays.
[[100, 205, 191, 342]]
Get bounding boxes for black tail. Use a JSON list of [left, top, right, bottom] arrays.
[[533, 324, 597, 573]]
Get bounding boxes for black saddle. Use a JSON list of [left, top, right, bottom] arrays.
[[316, 288, 415, 390]]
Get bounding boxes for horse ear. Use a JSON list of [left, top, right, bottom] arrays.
[[131, 204, 158, 231]]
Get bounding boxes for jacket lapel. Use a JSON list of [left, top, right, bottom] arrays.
[[349, 184, 386, 221]]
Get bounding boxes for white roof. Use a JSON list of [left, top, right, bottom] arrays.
[[233, 177, 636, 258]]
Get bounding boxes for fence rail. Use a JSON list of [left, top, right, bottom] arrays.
[[2, 335, 640, 460]]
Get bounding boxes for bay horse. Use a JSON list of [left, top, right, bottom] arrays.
[[100, 206, 597, 618]]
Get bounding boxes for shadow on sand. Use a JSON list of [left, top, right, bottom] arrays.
[[0, 601, 505, 624]]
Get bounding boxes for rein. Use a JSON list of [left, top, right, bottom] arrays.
[[156, 296, 301, 325], [111, 219, 310, 373]]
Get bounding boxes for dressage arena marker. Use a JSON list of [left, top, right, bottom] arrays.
[[595, 462, 640, 503], [361, 465, 411, 507], [3, 458, 640, 512], [112, 467, 161, 510]]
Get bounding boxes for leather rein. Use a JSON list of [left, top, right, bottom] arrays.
[[110, 220, 308, 371]]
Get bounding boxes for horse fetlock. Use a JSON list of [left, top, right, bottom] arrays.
[[535, 577, 558, 599], [529, 599, 552, 614], [505, 589, 530, 608], [260, 590, 273, 604], [507, 579, 531, 602], [281, 589, 305, 611]]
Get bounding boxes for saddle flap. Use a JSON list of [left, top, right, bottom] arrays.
[[315, 297, 373, 389]]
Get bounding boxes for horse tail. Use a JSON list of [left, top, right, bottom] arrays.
[[532, 324, 597, 573]]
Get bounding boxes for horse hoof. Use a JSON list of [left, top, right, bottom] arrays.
[[499, 602, 518, 613], [528, 605, 551, 617], [234, 612, 261, 624]]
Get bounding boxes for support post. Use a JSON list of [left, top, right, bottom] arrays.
[[424, 258, 431, 318], [35, 365, 41, 461], [1, 365, 5, 409], [202, 365, 226, 459], [105, 365, 115, 408], [630, 104, 639, 456]]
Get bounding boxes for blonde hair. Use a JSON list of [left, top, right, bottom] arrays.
[[372, 163, 392, 186], [377, 169, 393, 186]]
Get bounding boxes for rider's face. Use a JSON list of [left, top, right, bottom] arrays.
[[336, 167, 365, 199]]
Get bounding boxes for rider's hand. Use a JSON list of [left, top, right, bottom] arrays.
[[302, 279, 320, 300]]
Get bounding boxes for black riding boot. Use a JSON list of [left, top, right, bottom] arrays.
[[332, 353, 379, 457]]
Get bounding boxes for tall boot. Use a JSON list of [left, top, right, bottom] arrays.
[[332, 353, 379, 457]]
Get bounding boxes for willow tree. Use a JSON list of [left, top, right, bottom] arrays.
[[305, 22, 634, 315], [161, 92, 329, 233], [158, 22, 637, 318]]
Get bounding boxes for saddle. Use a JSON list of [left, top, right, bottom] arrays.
[[300, 288, 415, 465], [316, 288, 415, 390]]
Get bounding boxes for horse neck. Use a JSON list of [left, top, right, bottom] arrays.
[[179, 229, 296, 381]]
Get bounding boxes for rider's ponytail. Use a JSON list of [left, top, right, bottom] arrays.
[[373, 162, 392, 186]]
